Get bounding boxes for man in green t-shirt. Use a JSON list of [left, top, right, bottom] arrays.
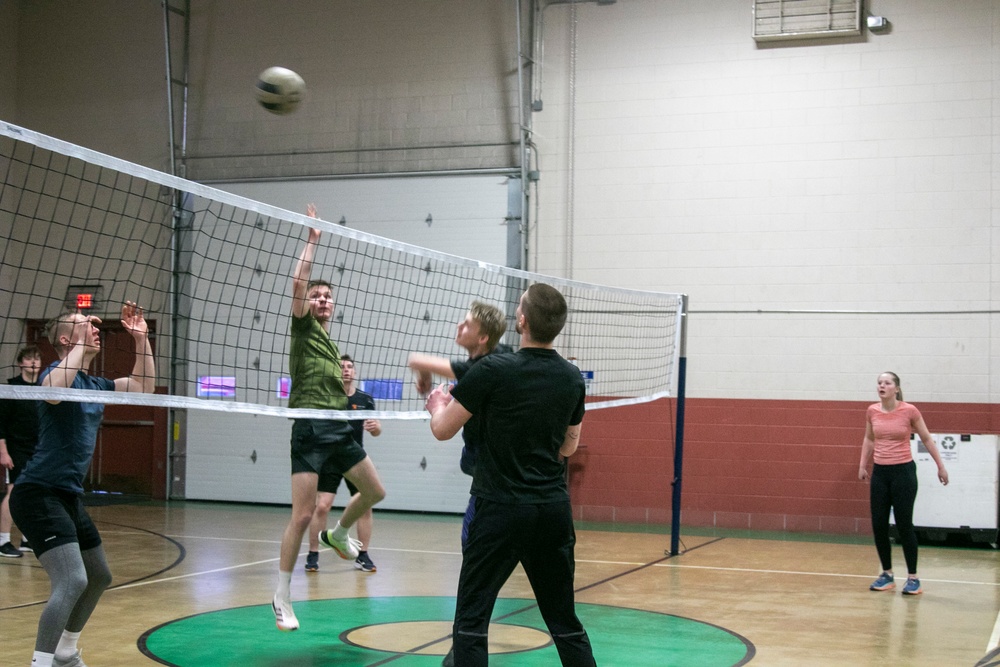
[[272, 204, 387, 633]]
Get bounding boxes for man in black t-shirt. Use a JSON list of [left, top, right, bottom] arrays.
[[410, 301, 511, 667], [409, 300, 510, 475], [0, 345, 41, 557], [408, 301, 510, 547], [426, 284, 595, 667], [305, 354, 382, 573]]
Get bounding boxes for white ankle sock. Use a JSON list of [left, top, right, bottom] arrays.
[[55, 631, 81, 660], [0, 531, 10, 544], [276, 570, 292, 601], [332, 521, 349, 541], [31, 651, 55, 667]]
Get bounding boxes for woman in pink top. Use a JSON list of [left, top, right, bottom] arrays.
[[859, 372, 948, 595]]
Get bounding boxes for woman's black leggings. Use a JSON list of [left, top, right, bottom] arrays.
[[870, 461, 919, 574]]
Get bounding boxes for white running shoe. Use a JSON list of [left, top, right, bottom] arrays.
[[272, 595, 299, 632], [320, 531, 361, 560], [53, 650, 88, 667]]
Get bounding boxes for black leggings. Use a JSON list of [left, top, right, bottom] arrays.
[[870, 461, 919, 574]]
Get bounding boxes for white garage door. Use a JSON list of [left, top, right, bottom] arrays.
[[183, 174, 516, 511]]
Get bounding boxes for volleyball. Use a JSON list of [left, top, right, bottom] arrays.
[[255, 67, 305, 115]]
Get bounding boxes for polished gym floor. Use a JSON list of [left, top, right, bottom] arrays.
[[2, 500, 998, 666]]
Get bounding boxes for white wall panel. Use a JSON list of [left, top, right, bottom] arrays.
[[184, 412, 472, 512]]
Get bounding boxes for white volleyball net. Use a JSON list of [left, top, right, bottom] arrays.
[[0, 121, 684, 419]]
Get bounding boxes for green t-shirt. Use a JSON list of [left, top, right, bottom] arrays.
[[289, 313, 347, 410]]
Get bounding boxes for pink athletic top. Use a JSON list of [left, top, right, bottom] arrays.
[[867, 402, 921, 465]]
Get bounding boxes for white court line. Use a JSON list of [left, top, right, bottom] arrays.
[[107, 530, 1000, 592], [112, 556, 283, 591], [101, 530, 283, 545], [108, 536, 466, 592]]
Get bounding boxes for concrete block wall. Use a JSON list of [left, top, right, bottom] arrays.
[[0, 1, 18, 121], [182, 1, 522, 180], [532, 0, 1000, 404]]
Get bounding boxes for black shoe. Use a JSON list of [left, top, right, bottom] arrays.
[[304, 551, 319, 572], [354, 550, 376, 573], [0, 541, 23, 558]]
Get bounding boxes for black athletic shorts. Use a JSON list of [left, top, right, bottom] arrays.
[[290, 419, 367, 478], [8, 448, 34, 485], [317, 465, 360, 496], [9, 483, 102, 558]]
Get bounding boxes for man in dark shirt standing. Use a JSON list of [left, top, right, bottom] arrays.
[[426, 283, 596, 667], [305, 353, 382, 573], [408, 301, 510, 540], [0, 344, 42, 557]]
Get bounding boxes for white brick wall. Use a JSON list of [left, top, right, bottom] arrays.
[[531, 0, 1000, 402]]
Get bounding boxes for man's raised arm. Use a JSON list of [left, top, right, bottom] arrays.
[[114, 301, 155, 394], [291, 203, 322, 318]]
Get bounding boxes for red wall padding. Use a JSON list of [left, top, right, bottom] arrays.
[[570, 397, 1000, 534]]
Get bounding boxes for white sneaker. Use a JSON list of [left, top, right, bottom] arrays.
[[320, 531, 361, 560], [272, 595, 299, 632], [53, 650, 88, 667]]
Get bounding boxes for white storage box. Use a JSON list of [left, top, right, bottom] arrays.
[[891, 433, 999, 544]]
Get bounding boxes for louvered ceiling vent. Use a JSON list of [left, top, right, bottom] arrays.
[[753, 0, 863, 42]]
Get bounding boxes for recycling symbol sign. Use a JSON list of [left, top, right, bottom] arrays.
[[938, 435, 959, 462]]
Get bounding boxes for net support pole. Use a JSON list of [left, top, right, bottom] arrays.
[[669, 295, 689, 556]]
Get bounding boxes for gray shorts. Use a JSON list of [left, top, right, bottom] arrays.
[[290, 419, 366, 477]]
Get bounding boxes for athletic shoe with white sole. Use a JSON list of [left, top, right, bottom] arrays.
[[272, 595, 299, 631], [53, 650, 88, 667], [902, 577, 922, 595], [304, 550, 319, 572], [354, 550, 376, 573], [319, 531, 361, 560], [869, 572, 895, 591], [0, 541, 23, 558]]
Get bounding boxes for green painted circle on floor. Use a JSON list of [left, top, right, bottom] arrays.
[[140, 596, 753, 666]]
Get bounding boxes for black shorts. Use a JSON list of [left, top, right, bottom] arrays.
[[9, 483, 102, 558], [317, 464, 360, 496], [290, 419, 367, 478], [8, 448, 34, 485]]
